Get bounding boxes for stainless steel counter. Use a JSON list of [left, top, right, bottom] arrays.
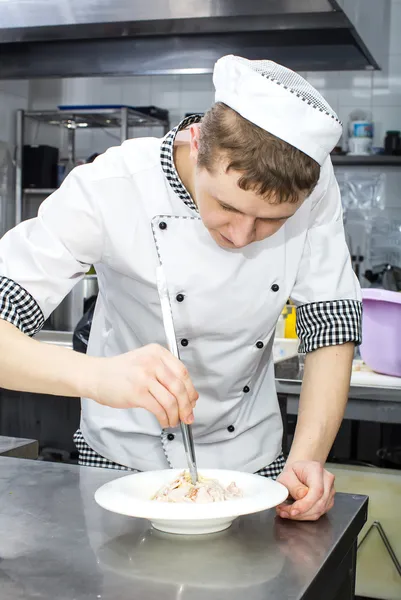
[[275, 356, 401, 424], [0, 457, 367, 600], [0, 435, 38, 459]]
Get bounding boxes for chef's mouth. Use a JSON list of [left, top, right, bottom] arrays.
[[218, 232, 234, 245]]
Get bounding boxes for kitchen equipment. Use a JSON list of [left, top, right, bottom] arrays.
[[360, 288, 401, 377], [365, 264, 401, 292], [94, 468, 289, 535], [1, 1, 389, 78], [50, 275, 98, 332], [15, 107, 170, 226], [384, 130, 401, 156], [156, 265, 198, 485], [22, 145, 59, 189], [58, 104, 169, 124]]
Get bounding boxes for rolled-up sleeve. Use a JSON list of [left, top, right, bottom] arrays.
[[290, 159, 362, 353], [0, 164, 105, 336]]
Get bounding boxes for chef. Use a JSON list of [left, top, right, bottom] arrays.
[[0, 56, 361, 521]]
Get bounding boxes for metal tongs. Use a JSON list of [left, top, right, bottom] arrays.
[[156, 266, 198, 484]]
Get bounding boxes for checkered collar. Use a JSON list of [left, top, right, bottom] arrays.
[[160, 114, 203, 212]]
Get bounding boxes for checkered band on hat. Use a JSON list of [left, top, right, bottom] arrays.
[[233, 56, 340, 123]]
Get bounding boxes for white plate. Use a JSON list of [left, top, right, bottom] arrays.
[[94, 468, 288, 535]]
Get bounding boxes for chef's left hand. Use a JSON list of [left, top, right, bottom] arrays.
[[276, 461, 335, 521]]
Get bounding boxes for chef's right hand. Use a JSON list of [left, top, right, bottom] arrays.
[[90, 344, 198, 428]]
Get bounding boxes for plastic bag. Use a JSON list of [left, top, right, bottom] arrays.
[[73, 298, 96, 353], [337, 172, 385, 216]]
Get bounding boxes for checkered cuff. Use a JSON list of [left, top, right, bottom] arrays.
[[296, 299, 362, 353], [0, 276, 44, 336]]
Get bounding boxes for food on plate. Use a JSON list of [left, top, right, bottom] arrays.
[[152, 471, 243, 504]]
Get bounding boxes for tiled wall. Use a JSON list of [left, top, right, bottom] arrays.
[[0, 80, 29, 146], [0, 81, 30, 233]]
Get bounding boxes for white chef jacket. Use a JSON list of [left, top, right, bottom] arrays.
[[0, 115, 362, 472]]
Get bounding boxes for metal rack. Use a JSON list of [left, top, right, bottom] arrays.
[[15, 106, 170, 225], [331, 154, 401, 167]]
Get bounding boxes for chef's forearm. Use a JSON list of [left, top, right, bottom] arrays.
[[0, 319, 96, 398], [286, 342, 354, 465]]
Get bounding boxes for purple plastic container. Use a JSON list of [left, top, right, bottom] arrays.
[[360, 288, 401, 377]]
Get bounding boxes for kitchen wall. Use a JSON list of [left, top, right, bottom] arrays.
[[0, 80, 30, 233], [0, 80, 29, 147]]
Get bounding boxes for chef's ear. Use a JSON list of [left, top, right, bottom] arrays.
[[189, 124, 201, 162]]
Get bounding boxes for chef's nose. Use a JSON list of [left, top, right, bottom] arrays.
[[230, 217, 256, 248]]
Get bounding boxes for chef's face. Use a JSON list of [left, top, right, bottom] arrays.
[[189, 127, 305, 249]]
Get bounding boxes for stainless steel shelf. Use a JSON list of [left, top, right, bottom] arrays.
[[14, 105, 170, 227], [24, 106, 168, 129], [331, 154, 401, 166], [23, 188, 56, 195]]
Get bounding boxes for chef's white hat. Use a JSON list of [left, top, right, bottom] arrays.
[[213, 55, 342, 166]]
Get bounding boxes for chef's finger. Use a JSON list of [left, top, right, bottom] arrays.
[[281, 509, 326, 522], [283, 474, 336, 520], [148, 379, 179, 428], [156, 363, 194, 425], [326, 495, 335, 512], [156, 345, 199, 404], [279, 483, 334, 518], [286, 465, 325, 517], [276, 469, 308, 510], [140, 391, 170, 428]]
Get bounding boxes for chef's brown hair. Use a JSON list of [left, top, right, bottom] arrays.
[[198, 102, 320, 203]]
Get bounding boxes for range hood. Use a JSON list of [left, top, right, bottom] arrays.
[[0, 0, 390, 79]]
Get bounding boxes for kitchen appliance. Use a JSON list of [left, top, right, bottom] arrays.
[[50, 275, 98, 332], [22, 145, 59, 189], [360, 288, 401, 377], [0, 0, 390, 78]]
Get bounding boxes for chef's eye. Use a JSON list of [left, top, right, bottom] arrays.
[[261, 217, 286, 224], [220, 203, 237, 212]]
